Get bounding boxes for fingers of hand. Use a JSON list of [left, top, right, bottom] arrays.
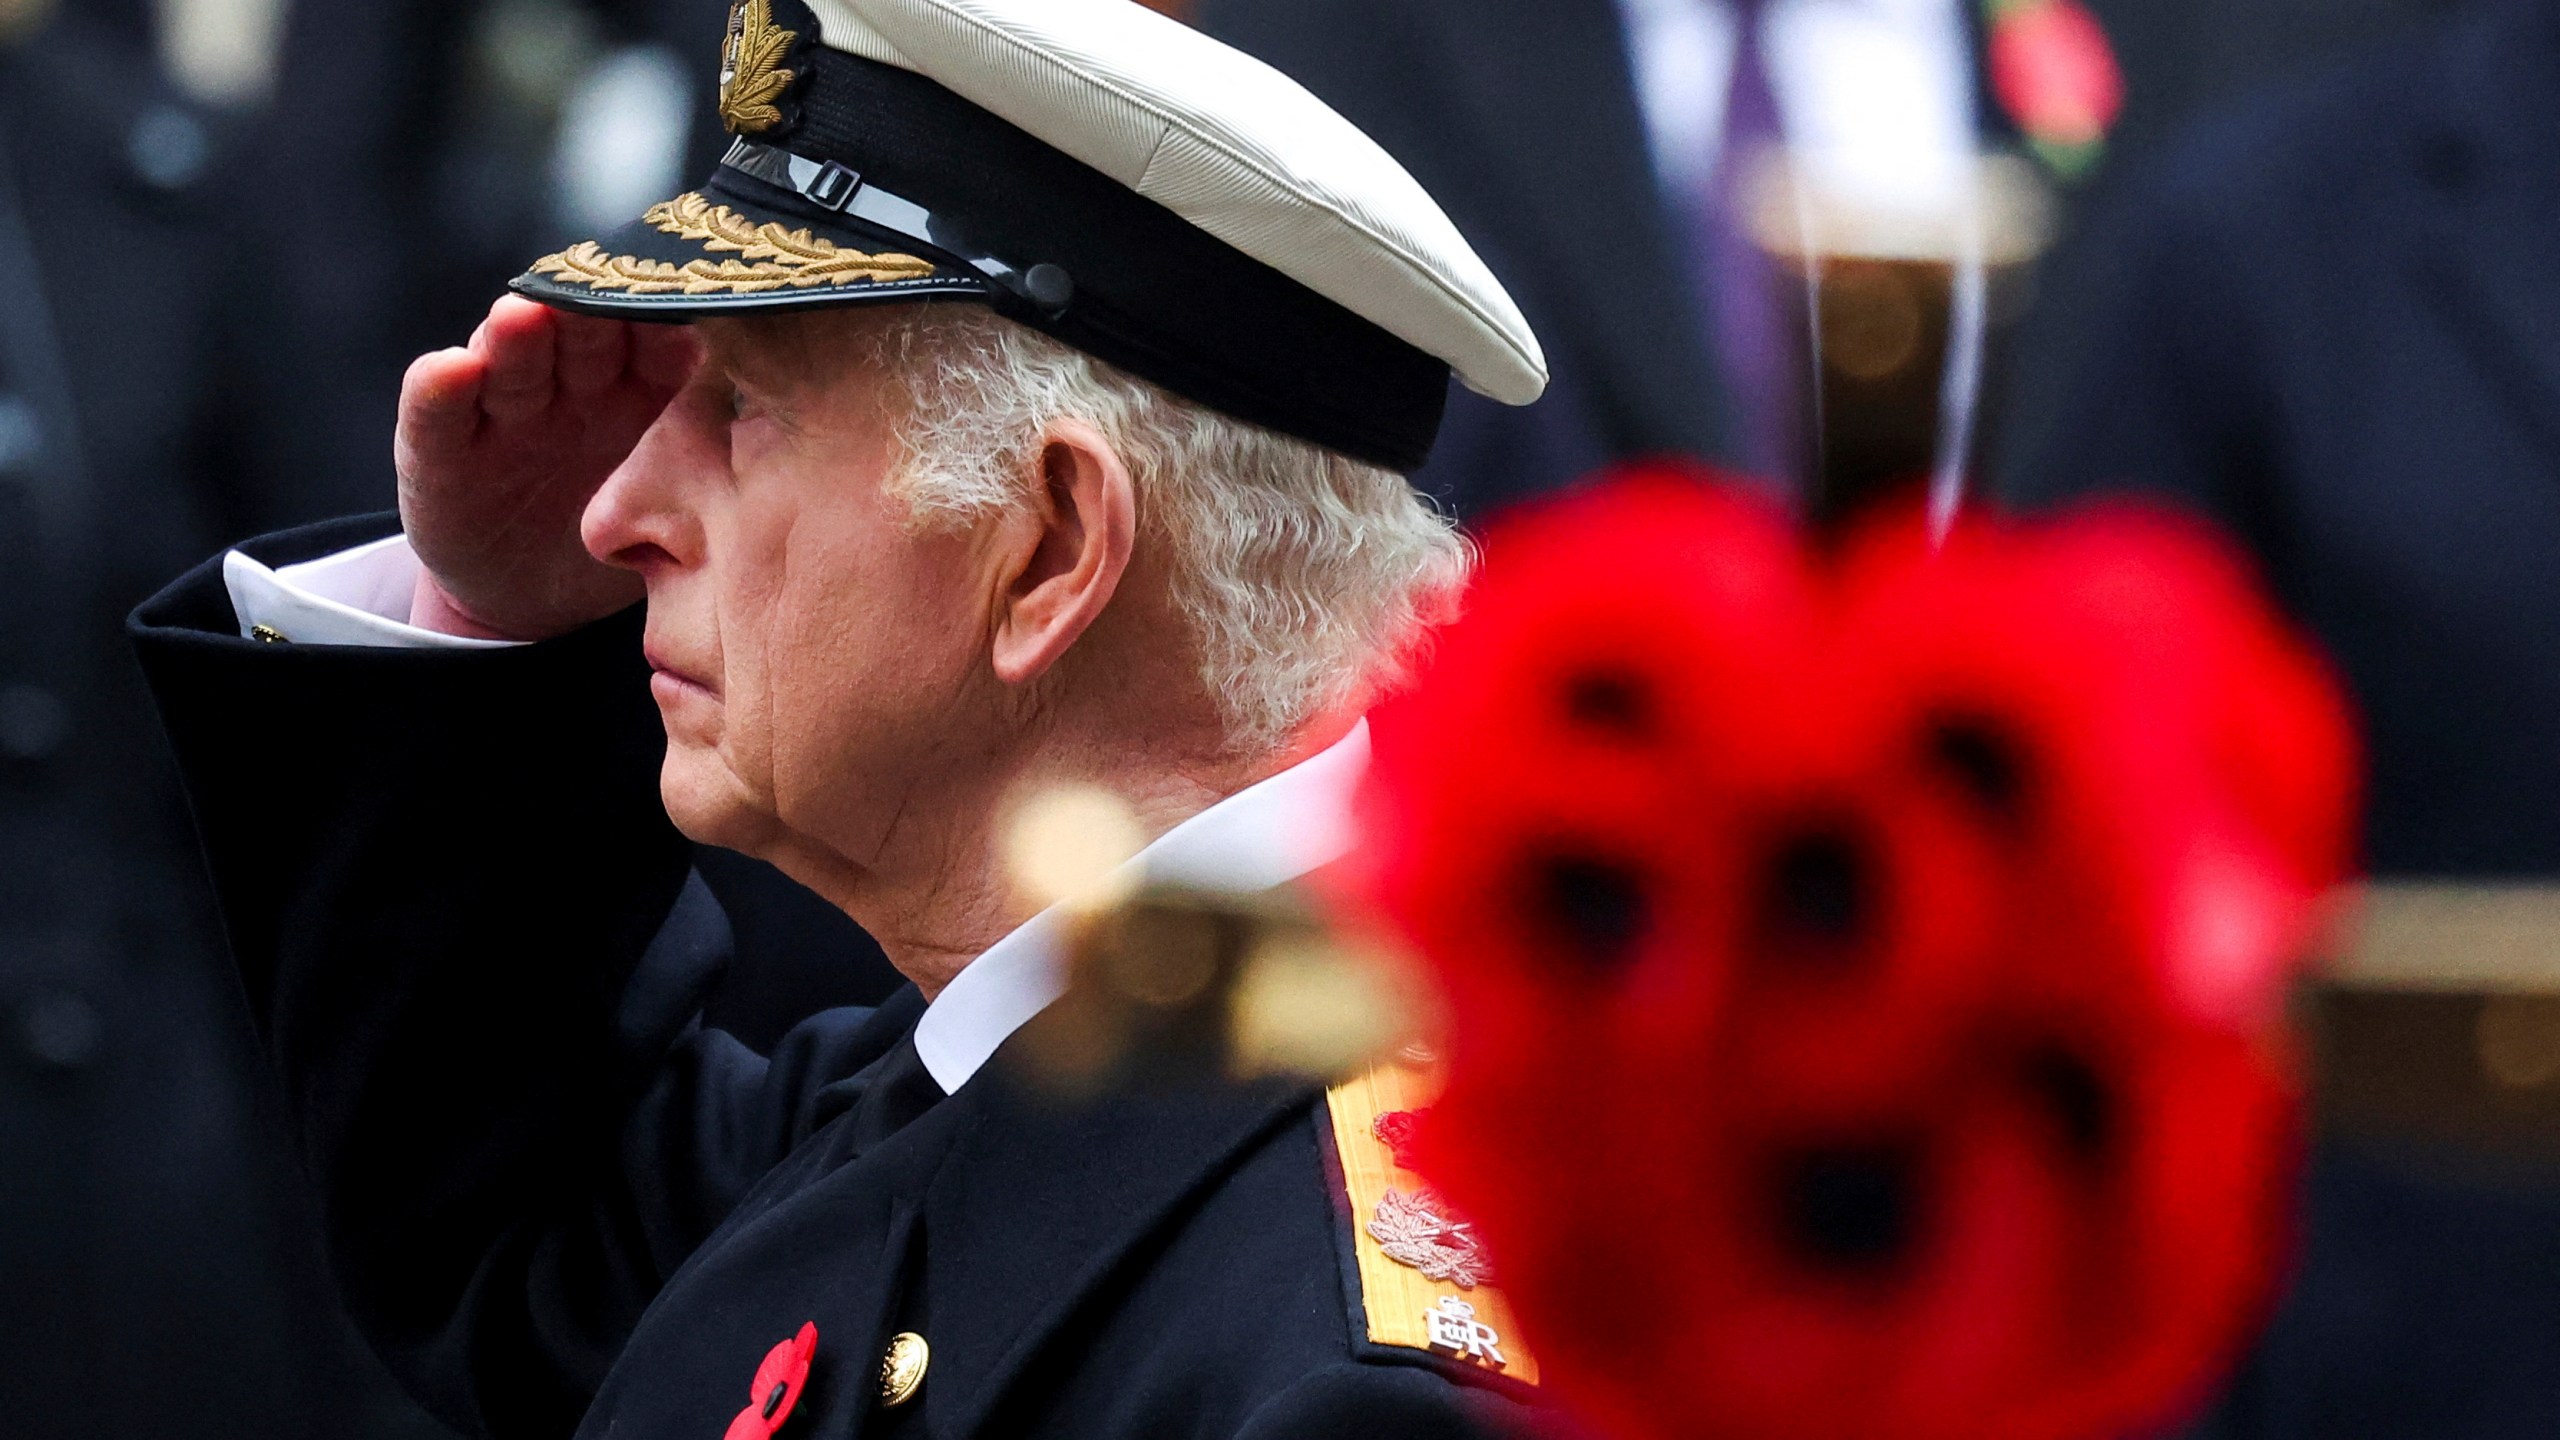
[[477, 297, 563, 422]]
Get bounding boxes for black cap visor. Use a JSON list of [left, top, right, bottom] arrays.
[[515, 168, 997, 320]]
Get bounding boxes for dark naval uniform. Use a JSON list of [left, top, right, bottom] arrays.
[[133, 518, 1544, 1440], [127, 0, 1558, 1428]]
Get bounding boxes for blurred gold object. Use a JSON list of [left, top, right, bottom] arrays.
[[2313, 883, 2560, 1163], [1002, 782, 1147, 914], [2475, 997, 2560, 1091], [1746, 153, 2055, 269], [1229, 928, 1410, 1080], [2327, 882, 2560, 992], [0, 0, 55, 45], [1744, 152, 2055, 531], [1018, 884, 1419, 1090]]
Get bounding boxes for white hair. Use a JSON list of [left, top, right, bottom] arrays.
[[862, 305, 1473, 753]]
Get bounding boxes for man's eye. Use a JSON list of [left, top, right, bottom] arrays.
[[728, 387, 752, 421]]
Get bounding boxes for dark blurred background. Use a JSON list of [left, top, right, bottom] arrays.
[[11, 0, 2560, 1436]]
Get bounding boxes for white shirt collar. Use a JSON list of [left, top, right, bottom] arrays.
[[911, 720, 1372, 1095]]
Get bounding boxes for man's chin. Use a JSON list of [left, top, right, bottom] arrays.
[[657, 750, 769, 854]]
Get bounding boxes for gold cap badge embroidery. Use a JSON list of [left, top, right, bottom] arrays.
[[719, 0, 801, 135]]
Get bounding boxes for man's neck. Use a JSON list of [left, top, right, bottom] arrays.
[[839, 728, 1333, 1001]]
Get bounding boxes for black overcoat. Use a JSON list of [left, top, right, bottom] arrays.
[[1993, 5, 2560, 1438], [1997, 0, 2560, 878], [132, 517, 1541, 1440]]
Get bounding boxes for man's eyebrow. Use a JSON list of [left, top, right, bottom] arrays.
[[707, 342, 820, 432], [701, 343, 774, 403]]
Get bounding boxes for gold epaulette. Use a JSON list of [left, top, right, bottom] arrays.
[[1323, 1057, 1540, 1387]]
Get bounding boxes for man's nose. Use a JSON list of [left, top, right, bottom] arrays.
[[584, 381, 723, 574]]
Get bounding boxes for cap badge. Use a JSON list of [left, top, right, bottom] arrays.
[[718, 0, 803, 136], [1367, 1186, 1494, 1290]]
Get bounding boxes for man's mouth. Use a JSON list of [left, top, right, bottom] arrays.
[[643, 642, 719, 699]]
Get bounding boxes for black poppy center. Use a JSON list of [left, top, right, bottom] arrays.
[[1563, 667, 1654, 736], [2021, 1043, 2114, 1162], [1778, 1142, 1921, 1274], [1533, 853, 1649, 971], [1924, 711, 2031, 821], [1758, 825, 1874, 961]]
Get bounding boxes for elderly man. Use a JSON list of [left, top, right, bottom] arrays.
[[132, 0, 1549, 1437]]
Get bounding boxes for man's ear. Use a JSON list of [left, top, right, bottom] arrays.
[[990, 418, 1138, 686]]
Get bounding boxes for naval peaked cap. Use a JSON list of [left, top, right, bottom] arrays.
[[515, 0, 1548, 473]]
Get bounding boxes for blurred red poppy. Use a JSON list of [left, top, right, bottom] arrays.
[[1988, 0, 2125, 166], [1348, 467, 2357, 1440]]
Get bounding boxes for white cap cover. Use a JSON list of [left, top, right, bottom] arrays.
[[803, 0, 1547, 406]]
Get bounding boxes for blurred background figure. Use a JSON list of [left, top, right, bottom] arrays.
[[0, 2, 882, 1438], [0, 3, 431, 1437], [1192, 0, 2433, 520], [1200, 0, 2000, 517], [2002, 0, 2560, 879], [1999, 2, 2560, 1437]]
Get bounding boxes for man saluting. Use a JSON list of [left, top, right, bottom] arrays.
[[133, 0, 1550, 1436]]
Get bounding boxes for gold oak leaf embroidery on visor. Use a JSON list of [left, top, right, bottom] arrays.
[[530, 193, 939, 296], [718, 0, 799, 135]]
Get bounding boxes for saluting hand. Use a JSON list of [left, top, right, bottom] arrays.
[[396, 296, 701, 641]]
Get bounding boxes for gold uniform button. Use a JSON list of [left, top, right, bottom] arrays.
[[248, 625, 290, 645], [879, 1332, 929, 1409]]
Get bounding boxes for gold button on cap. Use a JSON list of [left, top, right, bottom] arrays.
[[879, 1332, 929, 1408]]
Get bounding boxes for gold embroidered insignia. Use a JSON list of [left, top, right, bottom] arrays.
[[718, 0, 801, 135], [1367, 1187, 1494, 1290], [1325, 1061, 1539, 1384], [528, 193, 937, 297]]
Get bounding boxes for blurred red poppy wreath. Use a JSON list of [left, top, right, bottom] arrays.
[[1345, 468, 2359, 1440]]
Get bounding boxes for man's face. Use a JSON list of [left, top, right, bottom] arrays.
[[581, 313, 1000, 885]]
